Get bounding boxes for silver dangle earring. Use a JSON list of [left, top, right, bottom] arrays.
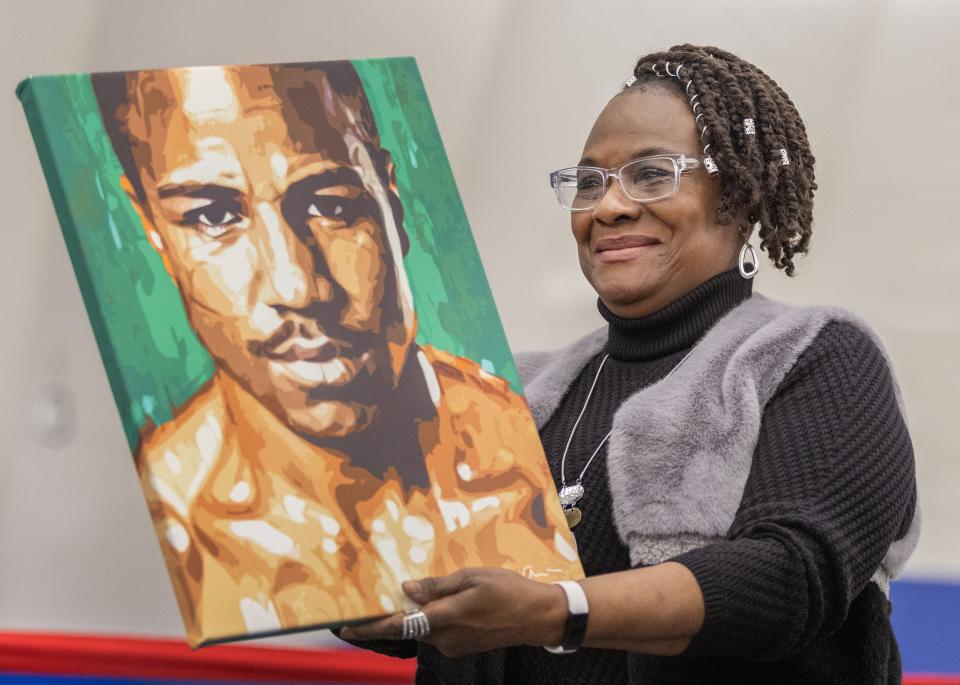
[[739, 240, 759, 279]]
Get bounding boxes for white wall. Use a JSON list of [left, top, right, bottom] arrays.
[[1, 0, 957, 643]]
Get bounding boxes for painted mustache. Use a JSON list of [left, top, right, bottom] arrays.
[[250, 319, 358, 359], [247, 319, 378, 387]]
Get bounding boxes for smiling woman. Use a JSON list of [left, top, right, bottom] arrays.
[[569, 87, 743, 319], [339, 44, 919, 685]]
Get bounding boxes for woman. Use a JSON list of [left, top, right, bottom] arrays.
[[338, 44, 919, 684]]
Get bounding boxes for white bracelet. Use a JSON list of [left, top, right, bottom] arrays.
[[543, 580, 589, 654]]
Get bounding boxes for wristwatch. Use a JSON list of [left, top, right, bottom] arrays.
[[543, 580, 590, 654]]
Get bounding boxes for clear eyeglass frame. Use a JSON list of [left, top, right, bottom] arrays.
[[548, 153, 702, 211]]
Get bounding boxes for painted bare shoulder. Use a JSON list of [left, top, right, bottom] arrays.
[[418, 346, 546, 488], [136, 378, 229, 517], [413, 346, 582, 581], [420, 344, 516, 400]]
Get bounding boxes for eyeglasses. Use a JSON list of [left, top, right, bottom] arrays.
[[549, 153, 702, 211]]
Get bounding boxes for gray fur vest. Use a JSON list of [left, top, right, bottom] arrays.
[[515, 294, 919, 593]]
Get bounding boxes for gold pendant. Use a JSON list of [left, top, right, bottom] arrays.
[[564, 507, 582, 529]]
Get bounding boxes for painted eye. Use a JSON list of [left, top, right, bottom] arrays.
[[291, 187, 377, 227], [183, 205, 244, 238], [308, 200, 345, 219], [197, 208, 239, 226], [197, 211, 239, 236]]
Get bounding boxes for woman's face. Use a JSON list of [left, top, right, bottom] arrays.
[[572, 86, 742, 318]]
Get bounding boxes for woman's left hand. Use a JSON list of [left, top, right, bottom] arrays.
[[339, 568, 567, 657]]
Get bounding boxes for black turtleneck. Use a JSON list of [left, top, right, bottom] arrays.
[[502, 268, 915, 685], [601, 269, 753, 361]]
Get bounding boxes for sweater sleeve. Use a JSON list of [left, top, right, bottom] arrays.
[[671, 320, 917, 661]]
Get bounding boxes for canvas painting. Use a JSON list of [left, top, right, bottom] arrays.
[[18, 58, 583, 646]]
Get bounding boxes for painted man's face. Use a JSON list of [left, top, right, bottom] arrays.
[[125, 66, 408, 440]]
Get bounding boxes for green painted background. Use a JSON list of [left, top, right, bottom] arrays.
[[18, 57, 520, 451]]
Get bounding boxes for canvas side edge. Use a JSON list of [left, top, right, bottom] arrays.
[[17, 76, 141, 453]]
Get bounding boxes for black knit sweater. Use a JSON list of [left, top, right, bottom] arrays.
[[346, 270, 918, 684]]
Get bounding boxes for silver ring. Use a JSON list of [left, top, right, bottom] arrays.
[[652, 63, 663, 77], [401, 610, 430, 640], [685, 79, 694, 95]]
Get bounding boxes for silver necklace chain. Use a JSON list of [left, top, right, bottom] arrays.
[[558, 344, 700, 507]]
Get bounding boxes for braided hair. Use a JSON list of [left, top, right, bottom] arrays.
[[624, 45, 815, 275]]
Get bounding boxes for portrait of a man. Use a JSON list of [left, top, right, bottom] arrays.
[[89, 61, 580, 645]]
